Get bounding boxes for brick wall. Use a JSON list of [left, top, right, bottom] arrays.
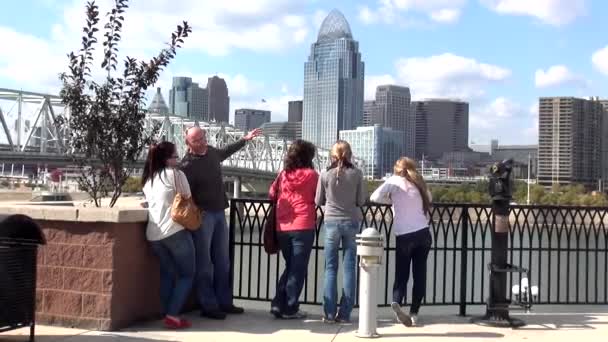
[[35, 220, 161, 330]]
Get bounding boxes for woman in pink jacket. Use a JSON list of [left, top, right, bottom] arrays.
[[268, 139, 319, 319]]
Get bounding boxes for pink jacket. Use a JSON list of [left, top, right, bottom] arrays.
[[269, 168, 319, 232]]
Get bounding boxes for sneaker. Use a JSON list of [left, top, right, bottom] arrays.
[[200, 309, 227, 320], [270, 306, 282, 319], [221, 305, 245, 314], [335, 317, 352, 324], [281, 310, 307, 319], [410, 314, 418, 327], [391, 302, 413, 327], [164, 317, 191, 329], [322, 316, 336, 324]]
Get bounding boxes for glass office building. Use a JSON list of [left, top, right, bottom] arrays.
[[340, 125, 404, 179], [302, 9, 365, 149]]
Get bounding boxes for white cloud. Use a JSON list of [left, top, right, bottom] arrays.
[[468, 98, 538, 143], [0, 0, 316, 94], [430, 9, 462, 23], [359, 0, 466, 25], [480, 0, 587, 26], [534, 65, 588, 88], [364, 74, 397, 100], [393, 53, 511, 100], [592, 46, 608, 76]]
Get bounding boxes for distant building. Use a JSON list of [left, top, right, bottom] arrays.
[[261, 122, 302, 142], [367, 85, 413, 157], [339, 125, 404, 179], [490, 140, 538, 179], [234, 109, 271, 132], [288, 100, 303, 122], [206, 76, 230, 123], [411, 99, 469, 161], [303, 9, 365, 149], [600, 99, 608, 191], [148, 88, 170, 114], [538, 97, 603, 188], [363, 101, 377, 126], [169, 77, 205, 119]]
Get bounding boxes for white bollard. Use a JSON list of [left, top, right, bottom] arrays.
[[356, 228, 384, 338]]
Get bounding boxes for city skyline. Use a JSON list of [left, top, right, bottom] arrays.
[[1, 0, 608, 145]]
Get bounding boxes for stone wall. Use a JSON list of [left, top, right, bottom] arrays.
[[0, 206, 160, 331]]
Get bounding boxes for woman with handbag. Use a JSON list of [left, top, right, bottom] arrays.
[[315, 140, 367, 323], [268, 139, 319, 319], [142, 141, 196, 329]]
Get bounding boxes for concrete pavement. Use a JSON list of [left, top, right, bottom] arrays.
[[2, 303, 607, 342]]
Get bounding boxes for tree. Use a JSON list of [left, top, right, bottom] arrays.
[[58, 0, 191, 207]]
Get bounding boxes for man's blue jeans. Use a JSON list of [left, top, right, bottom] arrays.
[[322, 220, 359, 321], [271, 229, 315, 315], [149, 230, 196, 316], [191, 210, 232, 311]]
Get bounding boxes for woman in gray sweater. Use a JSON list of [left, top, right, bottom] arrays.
[[315, 140, 367, 323]]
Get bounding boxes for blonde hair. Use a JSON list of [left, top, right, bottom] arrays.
[[330, 140, 353, 184], [393, 157, 431, 214]]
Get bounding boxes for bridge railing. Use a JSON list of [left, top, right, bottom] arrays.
[[228, 199, 608, 315]]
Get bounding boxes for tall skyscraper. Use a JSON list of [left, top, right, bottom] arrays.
[[302, 9, 365, 149], [148, 87, 170, 114], [288, 100, 303, 122], [169, 77, 205, 119], [538, 97, 603, 188], [206, 76, 230, 123], [234, 108, 271, 132], [411, 99, 469, 161]]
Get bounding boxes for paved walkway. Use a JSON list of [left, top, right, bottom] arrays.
[[2, 303, 607, 342]]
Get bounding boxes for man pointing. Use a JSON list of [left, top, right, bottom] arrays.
[[181, 126, 262, 319]]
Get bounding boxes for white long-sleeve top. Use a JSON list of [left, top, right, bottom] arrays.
[[370, 175, 431, 236], [143, 168, 192, 241]]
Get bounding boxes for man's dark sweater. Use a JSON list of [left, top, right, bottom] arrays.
[[180, 139, 247, 211]]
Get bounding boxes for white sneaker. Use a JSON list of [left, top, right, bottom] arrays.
[[391, 302, 413, 327], [410, 314, 418, 326]]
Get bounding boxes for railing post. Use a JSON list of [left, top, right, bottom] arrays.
[[229, 199, 237, 297], [459, 205, 469, 316]]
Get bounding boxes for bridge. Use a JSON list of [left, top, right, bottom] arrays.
[[0, 87, 363, 194]]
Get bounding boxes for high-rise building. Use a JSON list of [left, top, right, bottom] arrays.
[[601, 100, 608, 191], [206, 76, 230, 123], [288, 100, 303, 122], [371, 85, 413, 157], [303, 9, 364, 149], [339, 125, 404, 179], [411, 99, 469, 161], [234, 108, 271, 132], [261, 122, 302, 142], [363, 100, 377, 126], [169, 77, 205, 119], [148, 88, 170, 114], [538, 97, 603, 188]]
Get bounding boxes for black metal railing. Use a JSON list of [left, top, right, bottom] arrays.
[[228, 199, 608, 316]]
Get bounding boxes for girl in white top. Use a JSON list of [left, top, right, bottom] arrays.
[[142, 141, 195, 330], [370, 157, 432, 327]]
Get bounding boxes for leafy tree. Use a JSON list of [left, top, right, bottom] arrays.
[[121, 176, 143, 193], [58, 0, 191, 207]]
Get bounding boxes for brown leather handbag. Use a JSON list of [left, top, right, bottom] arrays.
[[171, 170, 202, 231]]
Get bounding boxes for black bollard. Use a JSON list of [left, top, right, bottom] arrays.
[[471, 159, 525, 328]]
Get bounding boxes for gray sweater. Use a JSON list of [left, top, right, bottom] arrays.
[[315, 167, 367, 221]]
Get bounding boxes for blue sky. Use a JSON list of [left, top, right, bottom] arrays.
[[1, 0, 607, 145]]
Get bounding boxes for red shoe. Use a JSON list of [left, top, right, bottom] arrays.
[[164, 316, 191, 329], [178, 318, 192, 328]]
